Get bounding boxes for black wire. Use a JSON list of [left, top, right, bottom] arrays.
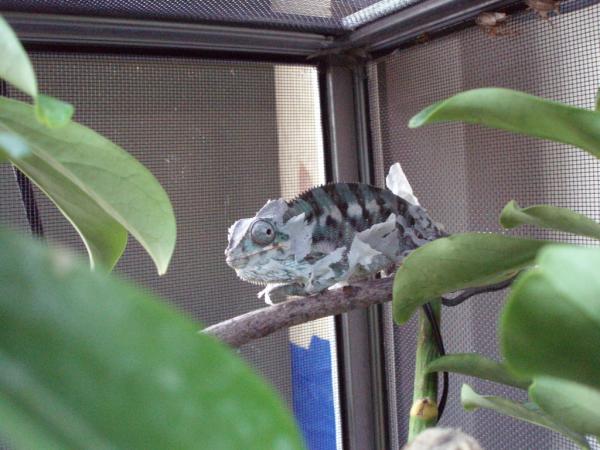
[[13, 167, 45, 237], [442, 276, 516, 307], [421, 302, 448, 422]]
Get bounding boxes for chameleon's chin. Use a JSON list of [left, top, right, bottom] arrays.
[[234, 268, 268, 286]]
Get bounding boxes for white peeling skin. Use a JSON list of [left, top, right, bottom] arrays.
[[355, 213, 401, 260], [306, 246, 347, 293], [347, 237, 383, 276], [386, 162, 420, 206], [226, 218, 253, 252], [280, 212, 314, 262], [256, 198, 288, 219]]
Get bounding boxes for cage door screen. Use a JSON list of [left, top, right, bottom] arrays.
[[368, 1, 600, 449], [0, 53, 341, 449]]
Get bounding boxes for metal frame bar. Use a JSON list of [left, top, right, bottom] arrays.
[[336, 0, 520, 53], [321, 63, 388, 450], [352, 65, 390, 450], [2, 12, 330, 57], [2, 1, 521, 58]]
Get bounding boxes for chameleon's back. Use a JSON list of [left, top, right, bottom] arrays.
[[285, 183, 444, 258]]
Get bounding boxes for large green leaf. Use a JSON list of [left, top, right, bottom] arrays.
[[393, 233, 549, 324], [501, 200, 600, 240], [530, 376, 600, 437], [461, 385, 590, 449], [502, 245, 600, 391], [0, 15, 37, 98], [0, 97, 176, 274], [0, 228, 304, 450], [409, 88, 600, 159], [427, 354, 530, 390], [12, 151, 128, 270]]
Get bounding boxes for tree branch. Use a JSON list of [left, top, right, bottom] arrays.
[[203, 277, 393, 347], [203, 274, 516, 348]]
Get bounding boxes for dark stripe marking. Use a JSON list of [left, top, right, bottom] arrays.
[[303, 190, 323, 217], [325, 185, 348, 219], [325, 215, 338, 228]]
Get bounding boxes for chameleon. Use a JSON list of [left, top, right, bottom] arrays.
[[225, 164, 446, 304], [225, 163, 450, 419]]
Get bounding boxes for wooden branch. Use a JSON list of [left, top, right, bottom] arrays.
[[203, 277, 393, 347], [203, 275, 515, 348]]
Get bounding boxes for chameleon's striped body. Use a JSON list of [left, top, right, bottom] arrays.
[[225, 182, 444, 304]]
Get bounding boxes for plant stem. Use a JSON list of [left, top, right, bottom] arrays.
[[408, 299, 441, 441]]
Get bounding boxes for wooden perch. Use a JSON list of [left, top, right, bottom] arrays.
[[203, 277, 394, 347], [203, 276, 515, 347]]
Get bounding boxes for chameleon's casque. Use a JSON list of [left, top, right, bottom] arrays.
[[225, 164, 445, 304]]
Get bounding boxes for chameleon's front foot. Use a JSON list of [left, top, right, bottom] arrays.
[[258, 283, 307, 305]]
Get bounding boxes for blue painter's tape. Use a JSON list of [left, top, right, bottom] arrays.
[[291, 336, 336, 450]]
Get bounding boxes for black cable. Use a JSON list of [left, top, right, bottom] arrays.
[[13, 167, 45, 237], [421, 302, 448, 422], [442, 276, 516, 307]]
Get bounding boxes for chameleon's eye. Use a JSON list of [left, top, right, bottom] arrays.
[[250, 220, 276, 246]]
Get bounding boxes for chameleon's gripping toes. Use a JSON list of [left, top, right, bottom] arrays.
[[225, 164, 445, 305]]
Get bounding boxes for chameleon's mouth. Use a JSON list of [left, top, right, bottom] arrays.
[[225, 255, 244, 269], [225, 244, 283, 268]]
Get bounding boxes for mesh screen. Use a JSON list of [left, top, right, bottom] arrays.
[[368, 1, 600, 448], [0, 52, 330, 447], [0, 0, 424, 33]]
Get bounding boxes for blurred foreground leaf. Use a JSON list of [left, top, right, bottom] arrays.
[[0, 16, 37, 98], [0, 228, 304, 450]]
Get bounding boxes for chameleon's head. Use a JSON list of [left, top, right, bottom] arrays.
[[225, 199, 312, 285]]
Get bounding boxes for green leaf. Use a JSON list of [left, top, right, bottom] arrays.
[[501, 200, 600, 240], [461, 384, 590, 449], [530, 376, 600, 437], [35, 95, 74, 129], [501, 245, 600, 391], [427, 354, 530, 390], [12, 153, 128, 271], [0, 15, 37, 98], [0, 227, 305, 450], [393, 233, 550, 324], [409, 88, 600, 159], [0, 97, 176, 274], [0, 130, 30, 160]]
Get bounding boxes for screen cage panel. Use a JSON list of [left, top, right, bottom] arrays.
[[368, 1, 600, 448], [0, 52, 341, 449]]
